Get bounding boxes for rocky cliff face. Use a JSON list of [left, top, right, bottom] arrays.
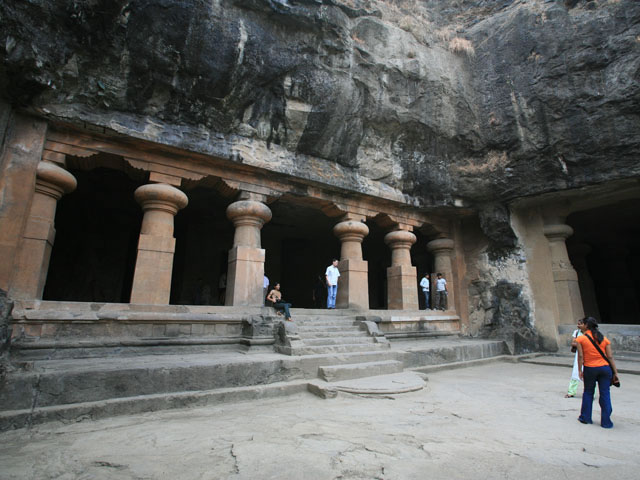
[[1, 0, 639, 206]]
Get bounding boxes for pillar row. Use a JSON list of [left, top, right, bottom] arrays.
[[130, 183, 188, 305], [426, 238, 455, 312], [384, 229, 418, 310], [225, 199, 272, 306], [10, 161, 77, 299], [543, 224, 584, 324], [333, 216, 369, 309]]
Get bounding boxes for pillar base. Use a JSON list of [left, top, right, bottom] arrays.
[[226, 246, 265, 306], [336, 259, 369, 310], [387, 265, 419, 310]]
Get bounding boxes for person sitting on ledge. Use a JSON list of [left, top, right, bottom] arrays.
[[266, 282, 293, 321]]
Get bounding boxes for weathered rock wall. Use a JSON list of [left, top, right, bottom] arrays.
[[1, 0, 638, 206]]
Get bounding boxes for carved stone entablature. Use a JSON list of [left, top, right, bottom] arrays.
[[222, 179, 283, 204]]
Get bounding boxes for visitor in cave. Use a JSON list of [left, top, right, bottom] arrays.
[[575, 317, 620, 428], [266, 283, 293, 321], [435, 273, 448, 311]]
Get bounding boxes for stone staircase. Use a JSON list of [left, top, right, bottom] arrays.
[[282, 311, 390, 356], [278, 310, 425, 397], [0, 306, 507, 430]]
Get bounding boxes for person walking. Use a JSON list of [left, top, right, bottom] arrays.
[[565, 318, 584, 398], [575, 316, 620, 428], [266, 283, 293, 321], [435, 273, 447, 311], [419, 273, 431, 310], [325, 259, 340, 309]]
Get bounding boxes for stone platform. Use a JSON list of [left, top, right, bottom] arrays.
[[0, 336, 506, 431]]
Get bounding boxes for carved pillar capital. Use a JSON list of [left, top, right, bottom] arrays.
[[333, 219, 369, 261], [426, 238, 454, 256], [384, 229, 416, 266], [226, 200, 272, 249], [35, 161, 77, 200], [135, 183, 189, 215], [543, 224, 574, 242]]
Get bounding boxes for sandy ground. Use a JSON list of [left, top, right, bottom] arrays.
[[0, 362, 638, 480]]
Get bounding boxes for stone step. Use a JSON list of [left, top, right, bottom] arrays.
[[302, 336, 376, 346], [298, 331, 367, 339], [295, 325, 362, 333], [289, 343, 391, 356], [0, 339, 509, 429], [318, 360, 404, 382], [292, 319, 358, 327]]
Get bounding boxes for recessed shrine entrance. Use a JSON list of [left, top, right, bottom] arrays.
[[567, 199, 640, 325]]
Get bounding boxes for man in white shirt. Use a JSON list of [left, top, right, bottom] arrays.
[[419, 273, 431, 310], [325, 259, 341, 309], [435, 273, 447, 311]]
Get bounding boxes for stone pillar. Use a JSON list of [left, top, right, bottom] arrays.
[[10, 161, 77, 299], [130, 183, 188, 305], [384, 228, 418, 310], [426, 238, 455, 312], [543, 224, 584, 325], [225, 196, 272, 306], [571, 244, 601, 320], [333, 215, 369, 309]]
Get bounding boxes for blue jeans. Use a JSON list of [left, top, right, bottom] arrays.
[[273, 301, 292, 319], [327, 285, 337, 309], [435, 291, 447, 310], [579, 365, 613, 428], [423, 290, 430, 309]]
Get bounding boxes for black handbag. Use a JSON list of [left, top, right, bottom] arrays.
[[584, 333, 621, 388]]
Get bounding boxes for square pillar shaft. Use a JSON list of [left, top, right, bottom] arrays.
[[130, 235, 176, 304], [336, 259, 369, 309], [226, 245, 265, 306], [387, 265, 419, 310]]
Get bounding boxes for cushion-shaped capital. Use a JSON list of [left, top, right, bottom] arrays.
[[134, 183, 188, 212], [36, 161, 77, 197], [426, 238, 454, 254], [226, 200, 272, 225]]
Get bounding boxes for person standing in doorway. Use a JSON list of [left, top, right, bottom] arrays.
[[263, 274, 270, 306], [435, 273, 447, 311], [325, 259, 340, 309], [419, 273, 431, 310]]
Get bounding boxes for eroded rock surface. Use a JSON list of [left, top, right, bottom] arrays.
[[1, 0, 638, 205]]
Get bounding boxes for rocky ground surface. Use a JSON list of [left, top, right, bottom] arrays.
[[1, 361, 638, 479]]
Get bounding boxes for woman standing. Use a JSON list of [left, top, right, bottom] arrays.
[[565, 318, 584, 398], [575, 317, 620, 428]]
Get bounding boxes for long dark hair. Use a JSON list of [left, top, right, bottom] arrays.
[[582, 316, 604, 343]]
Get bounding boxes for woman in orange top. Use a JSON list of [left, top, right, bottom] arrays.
[[574, 317, 619, 428]]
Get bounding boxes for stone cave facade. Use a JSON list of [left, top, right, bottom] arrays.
[[1, 0, 639, 356]]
